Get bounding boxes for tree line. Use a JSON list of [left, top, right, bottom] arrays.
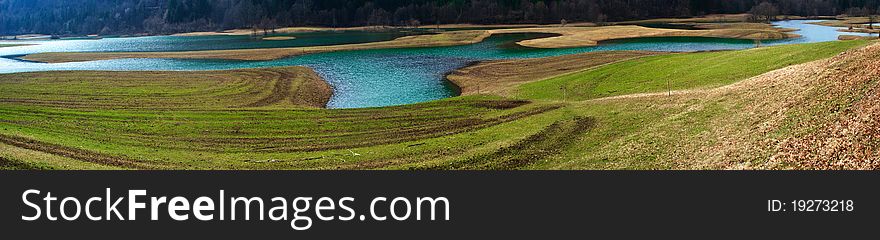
[[2, 0, 880, 36]]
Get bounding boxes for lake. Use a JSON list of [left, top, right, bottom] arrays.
[[0, 20, 872, 108]]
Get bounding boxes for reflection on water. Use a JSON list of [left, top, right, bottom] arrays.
[[0, 20, 870, 108]]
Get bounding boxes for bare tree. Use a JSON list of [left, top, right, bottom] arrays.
[[749, 2, 779, 23], [869, 8, 878, 30]]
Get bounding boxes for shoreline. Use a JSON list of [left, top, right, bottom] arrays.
[[171, 23, 598, 37], [0, 66, 333, 109], [19, 30, 493, 63], [444, 51, 665, 96], [19, 24, 797, 63]]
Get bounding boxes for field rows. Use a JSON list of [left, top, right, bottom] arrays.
[[1, 40, 876, 169]]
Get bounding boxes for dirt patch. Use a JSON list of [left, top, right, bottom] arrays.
[[237, 67, 330, 108], [447, 51, 661, 96], [238, 70, 296, 108], [290, 68, 333, 108], [468, 100, 531, 109]]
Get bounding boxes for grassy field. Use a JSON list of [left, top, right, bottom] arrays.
[[0, 67, 331, 109], [1, 40, 876, 170], [516, 40, 869, 101], [447, 51, 661, 96], [0, 96, 562, 169]]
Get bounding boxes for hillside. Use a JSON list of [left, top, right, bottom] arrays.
[[0, 40, 877, 170]]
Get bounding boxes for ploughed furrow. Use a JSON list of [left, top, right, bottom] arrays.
[[236, 67, 331, 108], [0, 98, 556, 154], [426, 117, 596, 170], [0, 134, 160, 169], [0, 67, 331, 110], [242, 105, 562, 152], [144, 103, 558, 152], [236, 69, 291, 108]]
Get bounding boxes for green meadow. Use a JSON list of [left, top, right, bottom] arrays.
[[0, 40, 873, 169]]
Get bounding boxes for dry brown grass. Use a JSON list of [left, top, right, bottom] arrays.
[[839, 35, 879, 40], [771, 43, 880, 169], [809, 17, 871, 27], [490, 25, 798, 48], [840, 27, 880, 34], [262, 36, 297, 41], [174, 26, 404, 36], [447, 51, 661, 96], [813, 17, 880, 34], [584, 41, 880, 169]]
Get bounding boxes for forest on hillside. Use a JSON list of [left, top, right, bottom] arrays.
[[1, 0, 880, 36]]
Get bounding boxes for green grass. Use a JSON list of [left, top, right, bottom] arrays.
[[0, 94, 563, 169], [516, 40, 870, 101], [0, 44, 29, 48], [0, 40, 872, 169]]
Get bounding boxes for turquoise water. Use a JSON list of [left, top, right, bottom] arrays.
[[0, 30, 422, 54], [0, 20, 872, 108]]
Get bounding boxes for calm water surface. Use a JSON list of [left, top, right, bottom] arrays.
[[0, 20, 872, 108]]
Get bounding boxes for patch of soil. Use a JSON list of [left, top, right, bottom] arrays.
[[469, 100, 531, 109]]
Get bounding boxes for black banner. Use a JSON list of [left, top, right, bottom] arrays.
[[1, 171, 876, 238]]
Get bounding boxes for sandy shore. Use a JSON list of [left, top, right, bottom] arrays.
[[489, 25, 797, 49], [262, 36, 297, 41]]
